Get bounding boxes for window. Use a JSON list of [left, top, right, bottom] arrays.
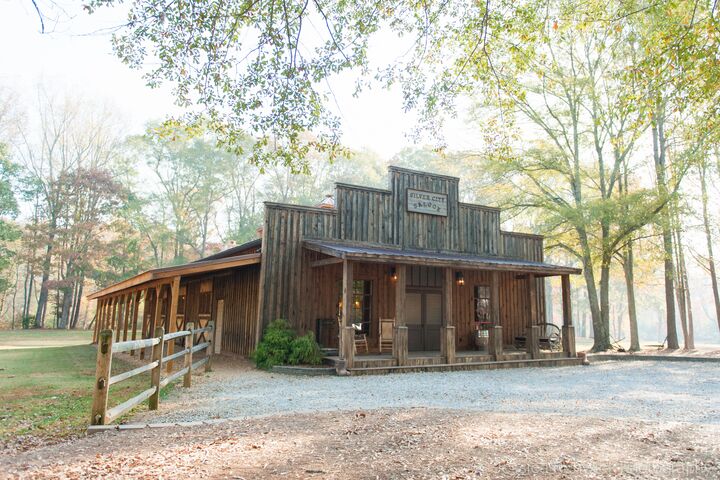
[[474, 285, 491, 324], [338, 280, 373, 335], [199, 280, 212, 316]]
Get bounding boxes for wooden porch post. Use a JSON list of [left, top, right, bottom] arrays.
[[130, 291, 142, 355], [92, 299, 103, 344], [101, 298, 109, 334], [340, 259, 355, 369], [393, 264, 408, 366], [526, 273, 540, 359], [488, 271, 503, 360], [110, 297, 118, 335], [561, 274, 576, 357], [149, 286, 163, 359], [115, 294, 125, 342], [441, 267, 456, 364], [122, 294, 132, 342], [166, 276, 181, 373], [139, 288, 151, 360]]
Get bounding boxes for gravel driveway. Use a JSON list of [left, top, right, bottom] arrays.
[[134, 359, 720, 425]]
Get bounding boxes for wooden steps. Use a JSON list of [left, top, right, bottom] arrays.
[[347, 357, 583, 376], [324, 352, 582, 376]]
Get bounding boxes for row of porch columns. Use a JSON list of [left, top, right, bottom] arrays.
[[93, 276, 182, 372], [339, 260, 576, 369]]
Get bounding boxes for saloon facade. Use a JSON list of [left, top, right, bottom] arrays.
[[89, 166, 582, 373]]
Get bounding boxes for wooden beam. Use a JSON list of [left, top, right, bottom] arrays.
[[394, 264, 406, 326], [441, 268, 456, 363], [341, 260, 354, 328], [393, 264, 408, 366], [92, 300, 103, 343], [139, 288, 152, 360], [528, 273, 538, 327], [490, 271, 500, 327], [152, 286, 163, 343], [110, 297, 118, 334], [339, 260, 355, 368], [115, 294, 126, 342], [122, 294, 132, 342], [130, 291, 142, 355], [166, 276, 181, 373], [443, 267, 453, 327], [254, 229, 267, 348], [561, 274, 572, 327], [310, 257, 344, 268]]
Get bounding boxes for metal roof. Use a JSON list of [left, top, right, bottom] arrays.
[[304, 240, 581, 276], [87, 253, 261, 300], [193, 238, 262, 262]]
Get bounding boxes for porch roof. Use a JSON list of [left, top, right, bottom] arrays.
[[303, 240, 581, 276], [87, 252, 261, 300]]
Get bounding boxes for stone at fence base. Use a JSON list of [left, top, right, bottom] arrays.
[[87, 425, 119, 434], [118, 423, 146, 431]]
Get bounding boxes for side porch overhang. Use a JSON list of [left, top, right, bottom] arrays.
[[87, 253, 261, 363]]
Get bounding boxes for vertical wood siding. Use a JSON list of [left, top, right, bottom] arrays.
[[212, 264, 260, 356], [499, 231, 544, 261], [259, 204, 337, 332], [258, 167, 551, 350]]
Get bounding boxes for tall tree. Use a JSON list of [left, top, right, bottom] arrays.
[[0, 144, 21, 302], [16, 91, 122, 328], [699, 156, 720, 331]]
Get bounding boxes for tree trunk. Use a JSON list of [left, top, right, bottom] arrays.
[[11, 263, 20, 329], [673, 223, 694, 350], [34, 241, 53, 329], [651, 105, 679, 349], [22, 263, 32, 322], [599, 248, 612, 348], [623, 241, 641, 351], [584, 260, 609, 350], [700, 162, 720, 332], [70, 280, 84, 329], [672, 223, 690, 349]]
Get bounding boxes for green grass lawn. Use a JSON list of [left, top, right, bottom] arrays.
[[0, 330, 170, 451], [0, 329, 93, 350]]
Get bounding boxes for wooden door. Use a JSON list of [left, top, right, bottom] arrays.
[[424, 292, 442, 351], [407, 293, 423, 351], [407, 291, 442, 351]]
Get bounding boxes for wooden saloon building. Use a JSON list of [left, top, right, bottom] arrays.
[[89, 166, 582, 373]]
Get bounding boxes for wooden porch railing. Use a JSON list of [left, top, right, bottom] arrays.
[[90, 321, 214, 426]]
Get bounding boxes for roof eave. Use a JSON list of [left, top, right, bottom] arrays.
[[87, 253, 261, 300]]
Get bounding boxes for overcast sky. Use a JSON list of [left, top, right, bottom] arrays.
[[1, 1, 480, 158]]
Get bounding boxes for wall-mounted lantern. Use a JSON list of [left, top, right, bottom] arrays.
[[455, 271, 465, 286], [390, 267, 398, 282]]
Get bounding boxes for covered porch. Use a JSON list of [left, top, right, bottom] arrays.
[[88, 253, 261, 363], [303, 240, 582, 374]]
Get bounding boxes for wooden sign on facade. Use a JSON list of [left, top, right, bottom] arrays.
[[406, 188, 448, 216]]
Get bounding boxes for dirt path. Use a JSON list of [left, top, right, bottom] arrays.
[[3, 408, 718, 479]]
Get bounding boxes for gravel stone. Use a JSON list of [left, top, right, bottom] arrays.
[[132, 360, 720, 425]]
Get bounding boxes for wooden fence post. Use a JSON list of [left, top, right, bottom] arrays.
[[205, 321, 214, 372], [184, 322, 194, 387], [149, 326, 165, 411], [91, 330, 113, 425]]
